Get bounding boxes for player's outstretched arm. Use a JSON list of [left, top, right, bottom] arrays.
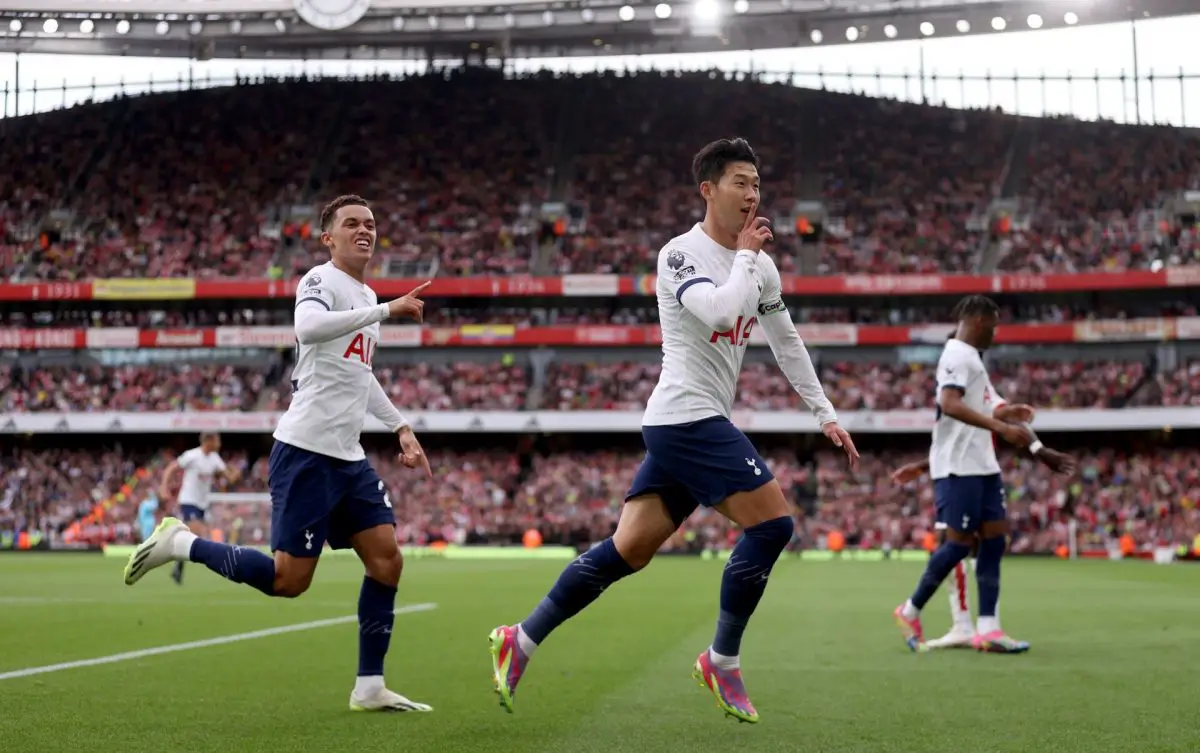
[[891, 459, 930, 483], [293, 282, 430, 345], [294, 299, 391, 345]]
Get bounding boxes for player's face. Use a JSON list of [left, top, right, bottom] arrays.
[[705, 161, 760, 235], [323, 204, 376, 267], [203, 436, 220, 453], [976, 312, 998, 349]]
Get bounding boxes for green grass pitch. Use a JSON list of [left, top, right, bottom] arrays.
[[1, 554, 1197, 752]]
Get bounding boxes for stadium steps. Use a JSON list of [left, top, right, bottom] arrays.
[[997, 117, 1037, 199], [62, 97, 133, 207], [545, 78, 591, 202], [300, 107, 353, 203]]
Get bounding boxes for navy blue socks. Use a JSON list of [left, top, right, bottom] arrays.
[[357, 576, 398, 677], [712, 516, 794, 657], [188, 539, 276, 596], [975, 536, 1005, 619], [909, 540, 973, 610], [521, 537, 635, 645]]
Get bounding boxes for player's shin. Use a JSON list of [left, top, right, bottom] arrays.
[[904, 539, 972, 617], [710, 515, 793, 667], [356, 576, 398, 694], [518, 537, 635, 652], [186, 536, 276, 596], [974, 535, 1005, 634]]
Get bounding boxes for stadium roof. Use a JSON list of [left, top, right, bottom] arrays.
[[0, 0, 1190, 60]]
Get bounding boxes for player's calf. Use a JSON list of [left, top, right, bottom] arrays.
[[123, 517, 276, 597], [711, 514, 793, 664], [350, 525, 404, 697]]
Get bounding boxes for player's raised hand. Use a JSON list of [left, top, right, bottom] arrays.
[[822, 422, 860, 469], [387, 280, 431, 322], [890, 462, 926, 484], [736, 201, 773, 252], [397, 426, 433, 479]]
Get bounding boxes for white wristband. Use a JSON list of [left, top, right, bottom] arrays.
[[1029, 440, 1044, 455]]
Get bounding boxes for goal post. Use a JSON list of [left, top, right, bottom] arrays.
[[206, 492, 271, 547]]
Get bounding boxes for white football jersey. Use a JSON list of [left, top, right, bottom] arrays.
[[273, 262, 384, 462], [643, 223, 783, 426], [176, 447, 226, 510], [929, 338, 1005, 478]]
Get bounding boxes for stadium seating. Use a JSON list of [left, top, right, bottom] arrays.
[[6, 445, 1195, 555], [2, 70, 1196, 278]]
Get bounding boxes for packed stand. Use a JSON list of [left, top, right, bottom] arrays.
[[9, 79, 353, 281], [543, 359, 1152, 412], [998, 118, 1200, 274], [3, 70, 1199, 281], [257, 361, 531, 412], [0, 364, 270, 412], [7, 445, 1198, 556], [557, 72, 1014, 277], [291, 70, 566, 278]]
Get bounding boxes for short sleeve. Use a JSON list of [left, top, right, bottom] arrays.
[[658, 245, 714, 303], [177, 449, 195, 469], [985, 374, 1005, 409], [755, 255, 787, 317], [296, 269, 335, 311], [213, 455, 228, 472], [936, 346, 977, 393]]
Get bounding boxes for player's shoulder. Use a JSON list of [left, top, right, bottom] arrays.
[[660, 225, 712, 273], [297, 262, 332, 291], [938, 338, 983, 372], [296, 262, 340, 308], [754, 251, 781, 280]]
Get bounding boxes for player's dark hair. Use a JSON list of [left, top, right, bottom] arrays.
[[952, 295, 1000, 321], [692, 138, 759, 185], [320, 194, 370, 232]]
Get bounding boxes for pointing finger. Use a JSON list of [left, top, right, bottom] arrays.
[[742, 200, 759, 230], [407, 280, 432, 298]]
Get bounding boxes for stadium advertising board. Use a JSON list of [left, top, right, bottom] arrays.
[[0, 407, 1190, 434], [2, 318, 1199, 349], [0, 267, 1195, 301]]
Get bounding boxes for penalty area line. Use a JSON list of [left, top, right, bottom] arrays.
[[0, 602, 437, 682]]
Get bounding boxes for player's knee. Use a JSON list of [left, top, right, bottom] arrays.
[[363, 546, 403, 587], [611, 534, 656, 571], [272, 558, 316, 598], [945, 529, 976, 546], [745, 515, 795, 549]]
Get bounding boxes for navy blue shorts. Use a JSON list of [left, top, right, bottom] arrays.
[[268, 440, 396, 558], [625, 416, 774, 528], [933, 474, 1006, 533], [179, 504, 206, 523]]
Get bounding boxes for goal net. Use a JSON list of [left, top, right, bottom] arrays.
[[206, 492, 271, 548]]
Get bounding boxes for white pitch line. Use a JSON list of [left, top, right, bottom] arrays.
[[0, 602, 437, 682]]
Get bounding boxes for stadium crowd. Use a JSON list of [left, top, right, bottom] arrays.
[[2, 69, 1195, 281], [6, 444, 1198, 558], [1, 358, 1169, 413]]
